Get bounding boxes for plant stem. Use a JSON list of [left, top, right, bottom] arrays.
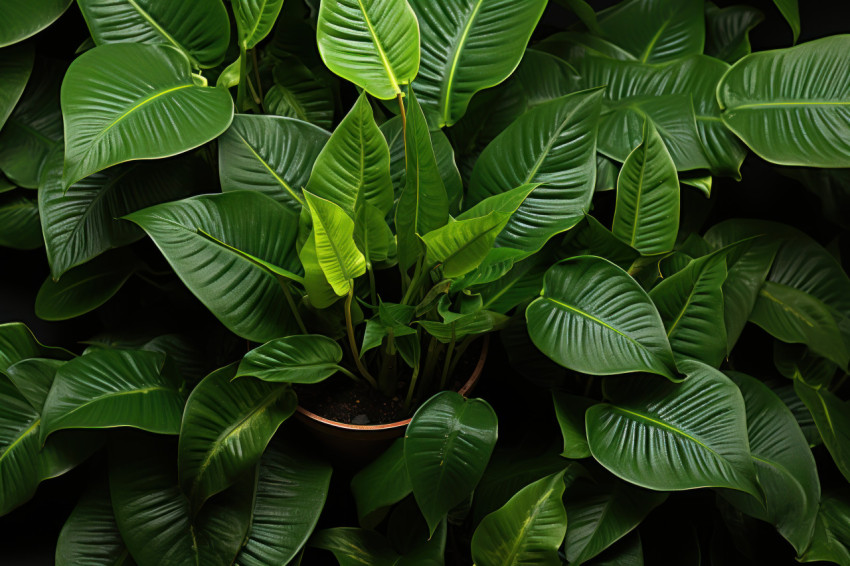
[[401, 258, 427, 305], [251, 48, 264, 101], [345, 287, 378, 388], [397, 92, 407, 136], [378, 330, 397, 396], [446, 335, 476, 379], [420, 336, 443, 393], [439, 325, 457, 390], [404, 364, 420, 410], [367, 264, 377, 307], [236, 45, 248, 111], [335, 365, 362, 383], [280, 280, 308, 334]]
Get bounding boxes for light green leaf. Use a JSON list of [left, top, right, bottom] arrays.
[[409, 0, 547, 127], [236, 335, 343, 384], [61, 43, 234, 187], [0, 0, 72, 47], [355, 202, 395, 265], [422, 212, 510, 278], [233, 0, 284, 50], [304, 191, 366, 297], [794, 380, 850, 483], [316, 0, 420, 99]]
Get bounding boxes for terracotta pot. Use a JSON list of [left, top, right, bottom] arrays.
[[294, 336, 490, 467]]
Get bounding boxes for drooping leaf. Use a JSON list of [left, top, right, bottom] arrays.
[[0, 322, 73, 371], [61, 43, 234, 187], [553, 392, 594, 459], [704, 2, 764, 64], [178, 364, 296, 511], [77, 0, 230, 67], [0, 0, 72, 47], [772, 0, 800, 43], [404, 391, 498, 535], [0, 193, 41, 250], [351, 438, 412, 528], [468, 89, 602, 254], [471, 471, 568, 566], [233, 0, 284, 50], [586, 360, 760, 497], [236, 335, 343, 384], [316, 0, 420, 99], [125, 191, 303, 342], [717, 36, 850, 167], [409, 0, 547, 127], [264, 56, 334, 129], [526, 256, 677, 380], [304, 191, 366, 297], [0, 42, 33, 130], [40, 349, 184, 442], [218, 114, 329, 212], [794, 380, 850, 483]]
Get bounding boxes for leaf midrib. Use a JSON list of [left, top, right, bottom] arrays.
[[234, 131, 304, 205], [0, 418, 39, 467], [542, 296, 647, 351], [46, 385, 176, 432], [502, 484, 558, 564], [124, 0, 200, 67], [355, 0, 400, 95], [441, 0, 485, 125], [608, 405, 726, 461]]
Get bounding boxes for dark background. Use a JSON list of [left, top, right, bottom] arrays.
[[2, 0, 849, 564]]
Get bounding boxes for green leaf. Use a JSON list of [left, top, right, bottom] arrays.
[[4, 358, 64, 411], [586, 360, 760, 497], [596, 0, 704, 63], [772, 0, 800, 43], [800, 491, 850, 564], [236, 335, 344, 384], [554, 0, 602, 34], [0, 193, 41, 250], [309, 527, 442, 566], [409, 0, 547, 127], [553, 392, 594, 459], [704, 3, 764, 64], [612, 119, 679, 256], [527, 256, 677, 379], [473, 253, 549, 314], [236, 438, 332, 566], [125, 191, 303, 342], [40, 349, 184, 442], [219, 115, 329, 212], [0, 43, 33, 130], [304, 191, 367, 297], [717, 36, 850, 167], [316, 0, 419, 99], [0, 0, 72, 47], [722, 373, 819, 556], [0, 322, 73, 371], [61, 43, 234, 187], [417, 308, 508, 344], [586, 532, 643, 566], [264, 57, 334, 129], [468, 89, 602, 254], [77, 0, 230, 68], [178, 364, 296, 511], [470, 471, 567, 566], [564, 479, 666, 564], [395, 89, 450, 270], [306, 93, 393, 216], [233, 0, 284, 50], [775, 343, 837, 388], [300, 230, 341, 309], [404, 391, 498, 536], [110, 434, 252, 566], [562, 215, 639, 271], [56, 478, 134, 566], [355, 202, 395, 265], [351, 438, 412, 528], [794, 380, 850, 483], [422, 212, 511, 278], [35, 251, 136, 320]]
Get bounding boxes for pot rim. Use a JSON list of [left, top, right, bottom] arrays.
[[295, 335, 490, 432]]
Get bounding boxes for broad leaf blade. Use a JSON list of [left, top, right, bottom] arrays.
[[236, 335, 343, 384], [794, 380, 850, 483], [351, 438, 412, 528], [0, 0, 72, 47], [233, 0, 284, 50]]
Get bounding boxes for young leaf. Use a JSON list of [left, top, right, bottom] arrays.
[[236, 335, 344, 384], [404, 391, 498, 536], [526, 256, 678, 380], [233, 0, 284, 50], [316, 0, 420, 99], [422, 212, 511, 278], [61, 44, 234, 187], [612, 120, 680, 256]]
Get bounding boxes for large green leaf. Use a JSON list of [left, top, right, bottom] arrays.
[[0, 0, 71, 47], [110, 434, 252, 566], [470, 471, 567, 566], [219, 115, 329, 212], [236, 335, 344, 384], [612, 119, 679, 256], [717, 36, 850, 167], [586, 360, 760, 497], [351, 438, 412, 528], [4, 358, 63, 412], [0, 322, 72, 371], [0, 193, 41, 250], [125, 191, 303, 342], [233, 0, 284, 50], [595, 0, 704, 63], [316, 0, 419, 99], [704, 3, 764, 64], [39, 149, 200, 278], [56, 478, 135, 566], [264, 57, 334, 129], [564, 479, 666, 565], [77, 0, 230, 67], [40, 349, 184, 441], [527, 256, 677, 379], [468, 89, 602, 254], [0, 43, 33, 130], [236, 438, 332, 566], [794, 380, 850, 483], [422, 212, 511, 278], [409, 0, 547, 127], [404, 391, 498, 535], [722, 373, 819, 555], [306, 93, 393, 216], [178, 364, 296, 511], [799, 491, 850, 565], [0, 59, 63, 188], [61, 43, 234, 187]]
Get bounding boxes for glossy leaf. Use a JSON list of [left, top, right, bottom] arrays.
[[351, 438, 412, 528], [704, 3, 764, 64], [0, 0, 72, 47], [0, 322, 72, 371], [0, 43, 33, 130], [125, 191, 303, 342], [422, 212, 511, 278], [553, 392, 594, 459], [0, 193, 41, 250], [405, 391, 498, 535], [264, 57, 334, 129], [772, 0, 800, 43], [236, 335, 343, 384], [233, 0, 284, 50], [799, 491, 850, 564], [304, 191, 366, 297], [77, 0, 230, 67], [527, 256, 677, 379], [586, 360, 760, 497], [794, 380, 850, 483], [316, 0, 420, 99], [4, 358, 63, 412], [718, 36, 850, 167], [61, 43, 234, 186], [178, 364, 296, 510], [40, 349, 184, 441], [409, 0, 547, 126], [468, 89, 602, 254]]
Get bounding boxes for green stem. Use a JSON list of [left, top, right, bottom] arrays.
[[236, 45, 248, 111], [446, 335, 475, 380], [346, 287, 378, 388], [404, 364, 420, 410], [251, 48, 264, 102], [439, 325, 457, 390], [401, 259, 428, 305], [420, 336, 443, 394], [335, 365, 362, 384], [378, 330, 397, 397], [367, 264, 378, 307], [280, 280, 307, 334]]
